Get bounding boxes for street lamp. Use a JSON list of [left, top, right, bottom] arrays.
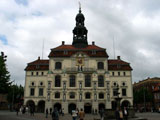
[[12, 80, 15, 111], [114, 84, 122, 109]]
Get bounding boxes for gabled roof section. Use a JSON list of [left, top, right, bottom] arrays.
[[108, 56, 132, 71], [49, 44, 108, 58], [51, 44, 106, 51], [25, 57, 49, 71]]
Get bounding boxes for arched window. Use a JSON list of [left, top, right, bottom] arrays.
[[70, 75, 76, 87], [70, 92, 75, 99], [99, 93, 104, 99], [55, 62, 62, 69], [85, 75, 91, 87], [55, 75, 61, 87], [55, 92, 60, 98], [98, 75, 104, 87], [98, 62, 104, 69], [85, 92, 91, 99]]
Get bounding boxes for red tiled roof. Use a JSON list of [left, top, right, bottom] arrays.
[[25, 58, 49, 71], [49, 44, 108, 57], [108, 59, 132, 71], [52, 45, 106, 50]]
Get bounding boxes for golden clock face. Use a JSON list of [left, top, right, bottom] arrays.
[[77, 58, 83, 65]]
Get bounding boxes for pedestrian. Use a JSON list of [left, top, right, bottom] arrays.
[[78, 108, 85, 120], [119, 108, 123, 120], [52, 108, 59, 120], [99, 108, 104, 120], [72, 110, 77, 120], [62, 108, 64, 116], [123, 107, 129, 120], [76, 108, 79, 119], [50, 108, 52, 115], [46, 108, 48, 118], [115, 108, 120, 120], [16, 106, 19, 116]]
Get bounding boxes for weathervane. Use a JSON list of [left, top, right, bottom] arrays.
[[79, 1, 81, 13]]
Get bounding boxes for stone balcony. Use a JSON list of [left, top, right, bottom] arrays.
[[65, 67, 96, 73]]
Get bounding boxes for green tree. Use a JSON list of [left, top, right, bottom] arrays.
[[7, 84, 24, 105], [0, 52, 11, 93]]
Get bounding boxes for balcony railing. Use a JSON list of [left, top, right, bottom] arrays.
[[65, 67, 96, 73]]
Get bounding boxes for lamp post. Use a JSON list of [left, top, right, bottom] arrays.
[[114, 84, 122, 109], [12, 80, 15, 111]]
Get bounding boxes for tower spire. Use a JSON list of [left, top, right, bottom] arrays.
[[79, 1, 81, 13], [72, 5, 88, 48]]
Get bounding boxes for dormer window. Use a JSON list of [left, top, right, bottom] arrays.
[[55, 62, 62, 69], [64, 51, 68, 55], [36, 65, 40, 69], [92, 50, 96, 54]]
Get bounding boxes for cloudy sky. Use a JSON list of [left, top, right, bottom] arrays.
[[0, 0, 160, 86]]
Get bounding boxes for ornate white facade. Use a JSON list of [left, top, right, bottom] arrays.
[[24, 8, 133, 114]]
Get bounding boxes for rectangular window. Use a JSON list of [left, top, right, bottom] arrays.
[[30, 88, 35, 96], [31, 72, 34, 76], [39, 88, 43, 96], [36, 72, 38, 76], [113, 89, 117, 96], [41, 72, 44, 76], [122, 88, 126, 96], [118, 72, 120, 76], [123, 72, 126, 76], [112, 72, 114, 76]]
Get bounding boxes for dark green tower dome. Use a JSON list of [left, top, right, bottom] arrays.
[[72, 8, 88, 48]]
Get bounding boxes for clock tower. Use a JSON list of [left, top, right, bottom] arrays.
[[72, 7, 88, 48]]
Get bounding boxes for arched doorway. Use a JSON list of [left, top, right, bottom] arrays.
[[111, 101, 117, 110], [99, 103, 105, 112], [68, 103, 76, 114], [26, 100, 35, 112], [121, 100, 130, 108], [84, 103, 92, 113], [54, 103, 61, 112], [37, 100, 45, 113]]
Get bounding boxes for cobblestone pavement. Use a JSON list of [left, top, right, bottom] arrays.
[[0, 111, 160, 120]]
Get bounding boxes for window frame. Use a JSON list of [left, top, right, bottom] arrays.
[[69, 75, 76, 87], [55, 62, 62, 69], [55, 75, 61, 87], [97, 62, 104, 69], [98, 75, 104, 87], [85, 75, 91, 87]]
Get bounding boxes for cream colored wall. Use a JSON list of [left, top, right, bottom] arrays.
[[24, 71, 48, 101], [24, 53, 133, 108], [109, 71, 133, 105]]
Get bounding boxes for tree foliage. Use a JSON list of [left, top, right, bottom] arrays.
[[7, 84, 24, 104], [133, 87, 153, 104], [0, 52, 11, 93]]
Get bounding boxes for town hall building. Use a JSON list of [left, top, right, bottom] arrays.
[[24, 8, 133, 113]]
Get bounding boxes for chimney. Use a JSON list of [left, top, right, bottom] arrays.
[[117, 56, 120, 60], [92, 41, 95, 45], [38, 56, 40, 60], [62, 41, 65, 45]]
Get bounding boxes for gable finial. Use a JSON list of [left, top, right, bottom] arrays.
[[79, 1, 81, 13]]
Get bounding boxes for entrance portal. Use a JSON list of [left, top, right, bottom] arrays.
[[54, 103, 61, 112], [68, 103, 76, 114], [99, 103, 105, 111], [84, 103, 92, 113], [37, 100, 45, 113]]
